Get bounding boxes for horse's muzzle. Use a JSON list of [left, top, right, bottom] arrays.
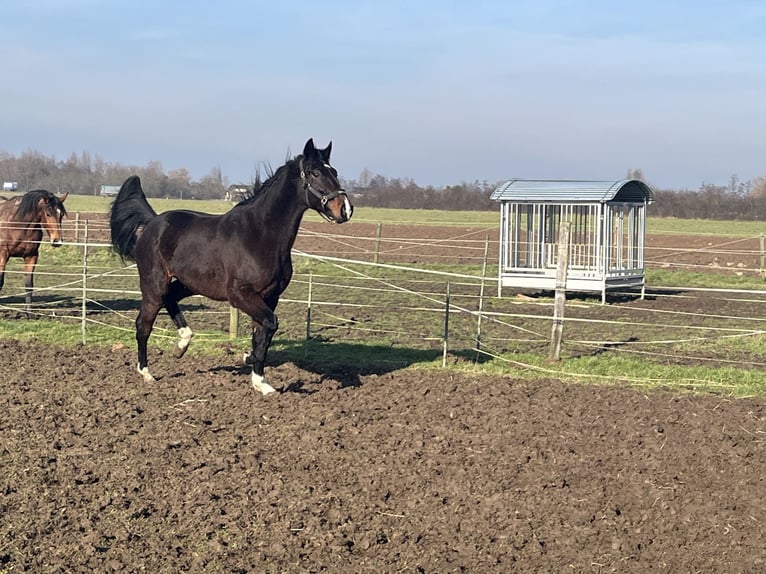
[[326, 194, 353, 223], [51, 238, 63, 247], [339, 195, 353, 223]]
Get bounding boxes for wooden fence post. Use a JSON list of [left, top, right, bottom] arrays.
[[304, 272, 313, 358], [229, 307, 239, 340], [442, 282, 450, 367], [549, 222, 571, 362], [760, 233, 765, 280], [373, 222, 383, 264], [81, 220, 88, 344], [475, 235, 489, 361]]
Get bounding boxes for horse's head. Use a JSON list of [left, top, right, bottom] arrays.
[[299, 138, 353, 223], [34, 191, 68, 247]]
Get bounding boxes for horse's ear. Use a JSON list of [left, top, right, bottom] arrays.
[[303, 138, 316, 158], [59, 192, 69, 202], [319, 141, 332, 162]]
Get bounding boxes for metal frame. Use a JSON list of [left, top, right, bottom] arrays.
[[493, 180, 653, 303]]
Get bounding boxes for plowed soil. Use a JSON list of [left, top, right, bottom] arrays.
[[1, 338, 765, 573]]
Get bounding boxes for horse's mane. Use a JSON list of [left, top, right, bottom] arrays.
[[235, 157, 298, 208], [17, 190, 67, 219]]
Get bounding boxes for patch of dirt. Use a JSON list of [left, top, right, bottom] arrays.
[[1, 338, 765, 572], [74, 211, 764, 270]]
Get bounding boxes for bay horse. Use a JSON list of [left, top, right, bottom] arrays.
[[109, 138, 353, 395], [0, 190, 68, 316]]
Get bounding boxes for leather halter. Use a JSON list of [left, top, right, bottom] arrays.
[[299, 157, 346, 221]]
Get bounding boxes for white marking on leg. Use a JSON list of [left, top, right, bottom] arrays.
[[251, 372, 277, 396], [177, 326, 193, 352], [137, 364, 156, 383]]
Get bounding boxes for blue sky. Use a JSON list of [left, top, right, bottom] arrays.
[[1, 0, 765, 190]]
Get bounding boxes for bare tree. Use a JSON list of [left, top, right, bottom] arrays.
[[750, 175, 766, 198]]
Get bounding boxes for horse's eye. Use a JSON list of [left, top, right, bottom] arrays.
[[311, 169, 321, 177]]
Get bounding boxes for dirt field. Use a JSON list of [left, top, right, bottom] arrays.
[[2, 219, 766, 572], [1, 338, 765, 573]]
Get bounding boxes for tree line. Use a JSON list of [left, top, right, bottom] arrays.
[[2, 148, 765, 219], [0, 150, 226, 200]]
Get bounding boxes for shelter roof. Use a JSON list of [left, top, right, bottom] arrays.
[[490, 179, 654, 204]]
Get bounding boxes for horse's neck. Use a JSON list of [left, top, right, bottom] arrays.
[[239, 176, 308, 251], [0, 200, 20, 220], [14, 211, 42, 225], [2, 208, 40, 226]]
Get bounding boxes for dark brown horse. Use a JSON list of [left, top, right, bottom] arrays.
[[0, 190, 68, 316], [109, 138, 353, 395]]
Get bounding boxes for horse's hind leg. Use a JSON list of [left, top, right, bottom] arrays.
[[136, 297, 162, 382], [164, 280, 194, 359]]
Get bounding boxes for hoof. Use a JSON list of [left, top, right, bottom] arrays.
[[174, 327, 193, 358], [138, 365, 156, 383], [251, 372, 277, 396]]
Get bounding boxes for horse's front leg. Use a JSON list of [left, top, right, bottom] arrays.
[[247, 311, 279, 395], [0, 253, 7, 293], [23, 255, 38, 318], [231, 290, 279, 396]]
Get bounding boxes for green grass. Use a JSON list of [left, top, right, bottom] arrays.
[[59, 193, 234, 215], [60, 194, 501, 226], [647, 217, 766, 237], [442, 349, 766, 397], [647, 268, 766, 290]]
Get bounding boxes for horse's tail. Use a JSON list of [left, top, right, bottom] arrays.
[[109, 175, 158, 260]]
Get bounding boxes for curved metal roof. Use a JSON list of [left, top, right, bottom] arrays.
[[490, 179, 654, 204]]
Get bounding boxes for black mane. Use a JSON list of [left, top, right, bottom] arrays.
[[17, 190, 67, 219], [235, 158, 296, 207]]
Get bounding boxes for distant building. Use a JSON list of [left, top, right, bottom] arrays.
[[100, 184, 121, 197], [224, 184, 252, 202], [2, 181, 18, 192]]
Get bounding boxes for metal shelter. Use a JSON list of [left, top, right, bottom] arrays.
[[490, 179, 655, 303]]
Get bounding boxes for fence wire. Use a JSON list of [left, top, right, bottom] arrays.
[[1, 218, 766, 380]]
